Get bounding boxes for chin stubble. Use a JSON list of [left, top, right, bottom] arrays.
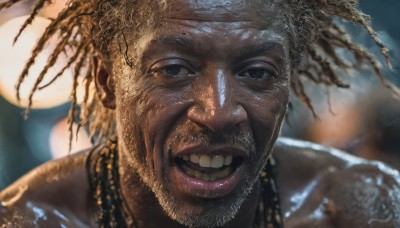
[[122, 123, 264, 227], [154, 171, 258, 228], [124, 146, 261, 228]]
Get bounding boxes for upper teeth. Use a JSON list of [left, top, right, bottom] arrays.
[[181, 154, 234, 168]]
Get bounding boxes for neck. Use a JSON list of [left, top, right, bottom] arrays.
[[118, 152, 261, 228]]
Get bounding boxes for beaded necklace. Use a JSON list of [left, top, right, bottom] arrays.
[[89, 137, 283, 227]]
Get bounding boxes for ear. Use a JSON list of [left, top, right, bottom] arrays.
[[94, 57, 116, 109]]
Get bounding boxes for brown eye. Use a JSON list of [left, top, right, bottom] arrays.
[[160, 65, 194, 77], [238, 68, 275, 80]]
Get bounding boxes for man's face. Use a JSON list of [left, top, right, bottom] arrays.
[[112, 0, 290, 226]]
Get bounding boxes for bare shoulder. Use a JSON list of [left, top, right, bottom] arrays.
[[0, 150, 95, 227], [274, 137, 400, 228]]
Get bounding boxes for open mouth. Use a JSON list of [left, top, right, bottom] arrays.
[[175, 154, 244, 182], [170, 146, 248, 198]]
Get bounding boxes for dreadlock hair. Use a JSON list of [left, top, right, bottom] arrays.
[[0, 0, 399, 147]]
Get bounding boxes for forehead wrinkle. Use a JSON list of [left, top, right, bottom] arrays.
[[162, 11, 278, 27], [161, 19, 266, 34], [160, 0, 279, 25], [165, 0, 274, 15]]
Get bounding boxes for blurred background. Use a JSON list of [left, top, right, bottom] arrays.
[[0, 0, 92, 190], [281, 0, 400, 170], [0, 0, 399, 190]]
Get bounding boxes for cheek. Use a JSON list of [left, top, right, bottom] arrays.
[[115, 83, 159, 148], [112, 66, 152, 161], [139, 88, 195, 152], [116, 75, 193, 150], [244, 88, 289, 148], [114, 64, 160, 128]]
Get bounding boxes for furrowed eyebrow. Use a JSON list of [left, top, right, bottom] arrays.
[[152, 36, 198, 49], [142, 36, 286, 63], [151, 38, 285, 56], [237, 42, 285, 59]]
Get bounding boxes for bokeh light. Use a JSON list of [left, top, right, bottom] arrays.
[[0, 15, 73, 109]]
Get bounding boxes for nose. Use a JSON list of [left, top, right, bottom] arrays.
[[188, 69, 247, 132]]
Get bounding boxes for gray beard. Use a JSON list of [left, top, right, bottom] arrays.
[[127, 154, 260, 228], [154, 174, 257, 228], [120, 121, 265, 227]]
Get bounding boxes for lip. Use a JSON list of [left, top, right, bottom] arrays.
[[172, 144, 250, 158], [169, 144, 249, 198], [170, 163, 245, 199]]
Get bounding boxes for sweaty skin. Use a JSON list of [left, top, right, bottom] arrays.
[[109, 1, 289, 227], [1, 0, 400, 227], [1, 140, 400, 227]]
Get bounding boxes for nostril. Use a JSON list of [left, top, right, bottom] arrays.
[[187, 104, 247, 132]]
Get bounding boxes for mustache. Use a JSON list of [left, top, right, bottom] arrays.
[[167, 123, 255, 153]]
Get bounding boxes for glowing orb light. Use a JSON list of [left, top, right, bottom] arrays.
[[0, 15, 75, 109]]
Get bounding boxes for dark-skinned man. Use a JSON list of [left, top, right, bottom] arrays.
[[0, 0, 399, 227]]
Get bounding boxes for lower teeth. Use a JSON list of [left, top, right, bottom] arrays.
[[181, 165, 233, 181]]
